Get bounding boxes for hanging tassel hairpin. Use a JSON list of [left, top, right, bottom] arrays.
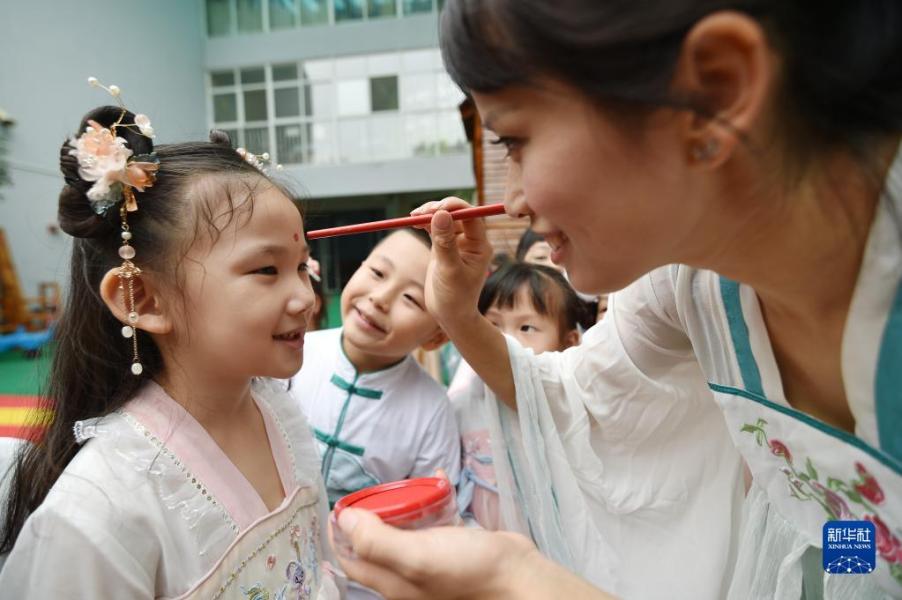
[[69, 77, 159, 375]]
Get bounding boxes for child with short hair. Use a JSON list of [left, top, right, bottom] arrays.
[[291, 229, 460, 507], [0, 88, 339, 597], [451, 261, 583, 530]]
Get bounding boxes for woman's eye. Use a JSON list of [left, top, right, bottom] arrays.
[[254, 266, 278, 276], [370, 267, 383, 278], [490, 136, 522, 159]]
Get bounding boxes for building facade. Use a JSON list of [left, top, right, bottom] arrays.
[[0, 0, 474, 327], [201, 0, 475, 322]]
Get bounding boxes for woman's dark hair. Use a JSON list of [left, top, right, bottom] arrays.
[[441, 1, 902, 159], [1, 106, 287, 553], [515, 228, 544, 262], [478, 261, 586, 339]]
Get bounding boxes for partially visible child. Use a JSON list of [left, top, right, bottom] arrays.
[[0, 96, 339, 597], [290, 228, 460, 506], [451, 262, 583, 530]]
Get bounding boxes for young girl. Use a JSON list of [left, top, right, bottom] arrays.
[[451, 262, 581, 530], [0, 86, 341, 598]]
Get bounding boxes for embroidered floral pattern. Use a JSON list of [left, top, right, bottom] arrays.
[[741, 418, 902, 586], [236, 514, 322, 600]]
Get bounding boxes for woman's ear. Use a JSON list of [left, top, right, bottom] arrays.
[[672, 11, 776, 166], [99, 268, 173, 335], [420, 327, 450, 352]]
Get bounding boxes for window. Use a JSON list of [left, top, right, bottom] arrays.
[[300, 0, 329, 25], [370, 76, 398, 112], [269, 0, 297, 29], [402, 0, 433, 15], [207, 50, 467, 166], [367, 0, 396, 18], [334, 0, 364, 21], [336, 80, 369, 116], [211, 70, 236, 87], [236, 0, 264, 32], [272, 63, 299, 82], [206, 0, 232, 36], [213, 93, 238, 122], [244, 127, 270, 154], [277, 124, 310, 163], [241, 67, 266, 85]]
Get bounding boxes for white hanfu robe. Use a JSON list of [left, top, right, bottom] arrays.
[[483, 143, 902, 599], [291, 328, 460, 509], [0, 379, 342, 599]]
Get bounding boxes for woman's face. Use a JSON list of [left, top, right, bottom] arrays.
[[474, 82, 712, 294]]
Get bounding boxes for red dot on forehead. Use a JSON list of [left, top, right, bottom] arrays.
[[293, 233, 299, 242]]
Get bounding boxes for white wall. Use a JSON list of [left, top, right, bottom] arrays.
[[0, 0, 206, 295]]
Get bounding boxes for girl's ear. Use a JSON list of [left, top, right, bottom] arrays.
[[560, 328, 580, 350], [420, 327, 449, 352], [99, 268, 173, 335]]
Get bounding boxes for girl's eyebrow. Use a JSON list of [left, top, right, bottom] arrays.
[[246, 242, 310, 257]]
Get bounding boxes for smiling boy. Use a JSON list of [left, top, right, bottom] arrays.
[[290, 229, 460, 511]]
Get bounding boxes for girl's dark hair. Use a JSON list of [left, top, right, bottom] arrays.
[[478, 261, 586, 338], [1, 106, 284, 553], [515, 228, 544, 262], [441, 1, 902, 159]]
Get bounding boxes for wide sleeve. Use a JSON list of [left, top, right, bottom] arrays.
[[0, 504, 155, 598], [483, 267, 739, 596], [410, 390, 462, 485]]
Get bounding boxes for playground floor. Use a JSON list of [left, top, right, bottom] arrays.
[[0, 346, 52, 439], [0, 346, 52, 395]]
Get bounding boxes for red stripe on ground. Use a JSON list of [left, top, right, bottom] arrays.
[[0, 424, 44, 440], [0, 395, 43, 408]]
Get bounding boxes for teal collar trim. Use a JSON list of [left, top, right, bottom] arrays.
[[719, 277, 764, 397], [709, 382, 902, 477], [314, 427, 365, 456], [875, 277, 902, 463], [329, 373, 383, 400]]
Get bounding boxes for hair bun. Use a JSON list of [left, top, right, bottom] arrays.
[[57, 105, 154, 239], [209, 129, 234, 147]]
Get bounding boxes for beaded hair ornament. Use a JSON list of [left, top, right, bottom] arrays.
[[68, 77, 159, 375]]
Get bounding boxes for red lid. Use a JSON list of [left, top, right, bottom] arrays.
[[334, 477, 452, 522]]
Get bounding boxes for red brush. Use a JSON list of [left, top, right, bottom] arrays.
[[306, 203, 507, 240]]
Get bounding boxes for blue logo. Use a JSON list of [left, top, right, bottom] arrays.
[[823, 520, 876, 574]]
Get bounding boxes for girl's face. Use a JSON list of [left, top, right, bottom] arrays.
[[522, 240, 563, 273], [484, 287, 573, 354], [173, 183, 314, 382], [473, 82, 711, 294]]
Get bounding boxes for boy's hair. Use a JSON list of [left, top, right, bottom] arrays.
[[377, 226, 432, 249], [1, 105, 293, 554], [478, 261, 586, 336]]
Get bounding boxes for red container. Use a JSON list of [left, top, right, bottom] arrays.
[[331, 477, 460, 557]]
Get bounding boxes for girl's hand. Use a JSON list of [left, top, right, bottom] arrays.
[[331, 508, 538, 600], [411, 198, 493, 329]]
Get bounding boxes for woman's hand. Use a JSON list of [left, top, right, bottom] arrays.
[[411, 198, 493, 329], [331, 508, 538, 600]]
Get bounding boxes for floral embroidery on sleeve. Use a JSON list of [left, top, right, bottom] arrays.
[[741, 419, 902, 586]]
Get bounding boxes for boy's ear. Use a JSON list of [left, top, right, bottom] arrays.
[[420, 327, 449, 352], [99, 268, 173, 335], [561, 328, 580, 350]]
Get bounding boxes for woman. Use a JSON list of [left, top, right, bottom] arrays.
[[333, 1, 902, 598]]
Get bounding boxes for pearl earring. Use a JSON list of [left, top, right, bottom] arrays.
[[118, 203, 143, 376]]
